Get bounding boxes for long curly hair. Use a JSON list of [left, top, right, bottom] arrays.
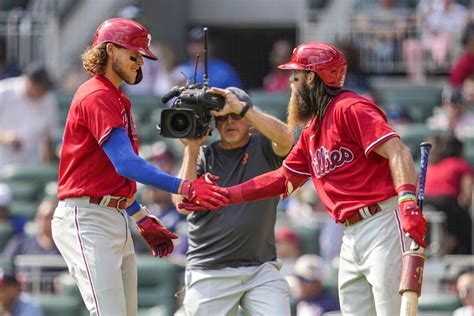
[[81, 43, 108, 76]]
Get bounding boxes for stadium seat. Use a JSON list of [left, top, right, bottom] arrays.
[[55, 92, 73, 126], [1, 164, 58, 184], [249, 90, 290, 121], [377, 86, 442, 123], [10, 200, 39, 220], [130, 95, 164, 125], [463, 135, 474, 166], [395, 124, 432, 161], [136, 256, 181, 316], [418, 292, 462, 312], [0, 222, 14, 252], [4, 181, 39, 201], [33, 293, 82, 316], [293, 226, 320, 255]]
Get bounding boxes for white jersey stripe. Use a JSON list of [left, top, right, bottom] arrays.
[[283, 162, 311, 176], [98, 129, 112, 145], [364, 132, 398, 156]]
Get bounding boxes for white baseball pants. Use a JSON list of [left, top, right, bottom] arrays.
[[52, 198, 137, 316], [338, 197, 408, 316]]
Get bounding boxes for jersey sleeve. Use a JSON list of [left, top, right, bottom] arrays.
[[342, 100, 398, 157], [283, 128, 311, 176], [80, 90, 125, 145]]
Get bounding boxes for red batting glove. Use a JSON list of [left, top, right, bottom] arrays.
[[397, 184, 427, 248], [180, 173, 229, 210], [136, 215, 178, 257]]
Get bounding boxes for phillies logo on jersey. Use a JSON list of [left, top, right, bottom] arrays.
[[311, 146, 354, 178]]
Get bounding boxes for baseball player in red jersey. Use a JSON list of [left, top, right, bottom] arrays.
[[180, 42, 428, 316], [52, 18, 228, 316]]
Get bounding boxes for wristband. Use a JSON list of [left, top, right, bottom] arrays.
[[398, 193, 416, 204], [396, 184, 416, 196], [126, 200, 141, 216], [239, 102, 251, 117]]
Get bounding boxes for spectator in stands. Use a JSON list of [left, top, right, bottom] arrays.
[[449, 22, 474, 88], [0, 64, 58, 175], [427, 86, 474, 140], [262, 39, 292, 92], [0, 182, 25, 235], [424, 132, 473, 254], [462, 75, 474, 107], [0, 270, 44, 316], [3, 197, 60, 261], [454, 271, 474, 316], [352, 0, 410, 70], [276, 226, 302, 277], [0, 38, 20, 81], [0, 183, 11, 223], [293, 254, 340, 316], [403, 0, 468, 83], [335, 40, 373, 99], [171, 26, 243, 89]]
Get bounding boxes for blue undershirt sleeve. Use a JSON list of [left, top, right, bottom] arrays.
[[102, 128, 181, 194]]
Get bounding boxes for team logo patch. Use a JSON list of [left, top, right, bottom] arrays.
[[242, 153, 249, 165], [311, 146, 354, 178]]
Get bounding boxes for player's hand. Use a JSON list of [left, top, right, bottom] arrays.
[[399, 197, 427, 248], [180, 173, 229, 210], [178, 197, 225, 212], [136, 215, 178, 257], [179, 128, 211, 149], [208, 87, 244, 116]]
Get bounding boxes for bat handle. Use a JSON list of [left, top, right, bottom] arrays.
[[400, 291, 418, 316]]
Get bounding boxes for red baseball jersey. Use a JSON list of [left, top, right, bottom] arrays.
[[283, 91, 398, 222], [58, 75, 139, 200]]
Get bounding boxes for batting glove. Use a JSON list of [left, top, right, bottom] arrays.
[[397, 184, 427, 248], [136, 215, 178, 257], [180, 173, 229, 211]]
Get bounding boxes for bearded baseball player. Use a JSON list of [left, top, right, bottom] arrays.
[[52, 18, 228, 316], [180, 42, 428, 316]]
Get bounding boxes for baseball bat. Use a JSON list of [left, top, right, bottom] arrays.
[[399, 142, 432, 316]]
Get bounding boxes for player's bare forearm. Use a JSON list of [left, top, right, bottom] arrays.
[[172, 146, 200, 214], [244, 107, 294, 157], [374, 137, 417, 189]]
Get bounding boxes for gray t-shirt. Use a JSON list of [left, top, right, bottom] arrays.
[[186, 133, 283, 269]]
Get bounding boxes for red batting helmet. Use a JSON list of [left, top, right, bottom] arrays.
[[92, 18, 157, 60], [278, 42, 347, 88]]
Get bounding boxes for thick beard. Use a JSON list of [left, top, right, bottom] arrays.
[[287, 83, 314, 130]]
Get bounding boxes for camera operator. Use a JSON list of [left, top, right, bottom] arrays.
[[172, 87, 294, 315]]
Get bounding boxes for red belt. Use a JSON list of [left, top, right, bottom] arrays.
[[344, 204, 381, 227], [89, 196, 129, 211]]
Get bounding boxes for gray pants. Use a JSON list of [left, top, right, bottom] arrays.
[[183, 261, 291, 316]]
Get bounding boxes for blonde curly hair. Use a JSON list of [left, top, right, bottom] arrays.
[[81, 43, 108, 76]]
